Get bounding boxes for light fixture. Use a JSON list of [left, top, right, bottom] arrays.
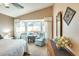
[[0, 3, 10, 8], [4, 3, 10, 8], [3, 28, 10, 33], [0, 3, 24, 9]]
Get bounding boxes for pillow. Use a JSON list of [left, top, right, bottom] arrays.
[[0, 35, 3, 39]]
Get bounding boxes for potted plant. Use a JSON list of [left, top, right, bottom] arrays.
[[55, 36, 72, 50]]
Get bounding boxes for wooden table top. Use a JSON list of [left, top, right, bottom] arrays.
[[50, 40, 75, 56]]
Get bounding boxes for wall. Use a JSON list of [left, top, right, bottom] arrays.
[[0, 13, 14, 37], [16, 6, 53, 20], [53, 3, 79, 55]]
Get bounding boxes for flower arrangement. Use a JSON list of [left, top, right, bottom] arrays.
[[54, 36, 72, 48]]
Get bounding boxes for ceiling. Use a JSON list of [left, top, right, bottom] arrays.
[[0, 3, 53, 17]]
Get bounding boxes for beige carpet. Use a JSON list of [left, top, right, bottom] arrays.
[[28, 43, 48, 56]]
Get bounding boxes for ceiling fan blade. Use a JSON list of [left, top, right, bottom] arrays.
[[12, 3, 24, 9]]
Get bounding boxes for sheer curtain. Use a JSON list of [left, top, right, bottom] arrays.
[[14, 19, 25, 39], [44, 17, 52, 40]]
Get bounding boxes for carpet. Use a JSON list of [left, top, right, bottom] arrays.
[[28, 43, 48, 56]]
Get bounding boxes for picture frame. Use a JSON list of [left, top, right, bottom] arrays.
[[56, 12, 62, 37], [63, 7, 76, 25]]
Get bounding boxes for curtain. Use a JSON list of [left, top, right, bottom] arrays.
[[44, 17, 52, 40], [14, 19, 25, 39]]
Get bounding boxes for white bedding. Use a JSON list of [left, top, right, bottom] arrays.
[[0, 39, 28, 56]]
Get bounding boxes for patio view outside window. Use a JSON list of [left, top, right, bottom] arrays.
[[26, 21, 42, 32]]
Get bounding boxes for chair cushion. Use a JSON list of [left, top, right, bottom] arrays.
[[35, 41, 45, 47], [36, 38, 44, 41]]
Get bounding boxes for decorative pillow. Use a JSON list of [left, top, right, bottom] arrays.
[[0, 35, 3, 39]]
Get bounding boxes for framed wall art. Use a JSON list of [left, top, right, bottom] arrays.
[[63, 7, 76, 26]]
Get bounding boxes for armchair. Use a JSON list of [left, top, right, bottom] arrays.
[[35, 33, 45, 47]]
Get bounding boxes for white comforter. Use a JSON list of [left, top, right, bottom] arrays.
[[0, 39, 28, 56]]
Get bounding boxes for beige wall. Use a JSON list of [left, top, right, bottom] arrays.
[[53, 3, 79, 55], [0, 13, 14, 37], [16, 6, 53, 20]]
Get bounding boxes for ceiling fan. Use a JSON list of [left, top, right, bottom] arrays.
[[0, 3, 24, 9]]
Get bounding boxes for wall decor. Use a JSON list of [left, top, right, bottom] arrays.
[[56, 12, 62, 37], [63, 7, 76, 25]]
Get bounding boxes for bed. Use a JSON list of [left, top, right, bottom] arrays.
[[0, 39, 28, 56]]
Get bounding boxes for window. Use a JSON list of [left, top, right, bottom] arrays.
[[26, 21, 42, 32]]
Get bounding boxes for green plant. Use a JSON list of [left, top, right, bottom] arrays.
[[55, 36, 72, 48], [54, 37, 60, 43]]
